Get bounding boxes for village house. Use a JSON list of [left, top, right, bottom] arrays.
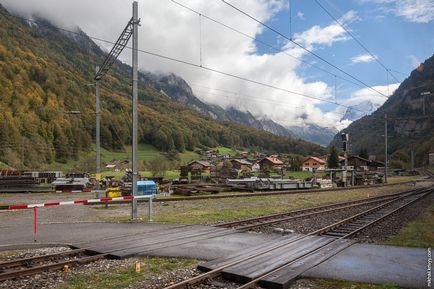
[[187, 160, 214, 173], [340, 156, 384, 171], [259, 157, 284, 171], [231, 159, 252, 171], [251, 162, 260, 172], [301, 156, 326, 172], [429, 151, 434, 165], [239, 151, 249, 158]]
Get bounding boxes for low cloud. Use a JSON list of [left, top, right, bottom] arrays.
[[330, 82, 400, 130], [0, 0, 378, 130]]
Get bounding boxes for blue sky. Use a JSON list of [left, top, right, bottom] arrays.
[[256, 0, 434, 113], [1, 0, 433, 129]]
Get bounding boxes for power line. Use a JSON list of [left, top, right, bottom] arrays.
[[0, 8, 366, 113], [191, 83, 353, 117], [313, 0, 401, 83], [169, 0, 365, 89], [219, 0, 388, 98]]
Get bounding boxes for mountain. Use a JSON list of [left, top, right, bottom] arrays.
[[258, 119, 294, 138], [329, 54, 434, 166], [0, 6, 326, 168], [340, 100, 380, 122], [287, 124, 338, 147], [155, 82, 336, 146]]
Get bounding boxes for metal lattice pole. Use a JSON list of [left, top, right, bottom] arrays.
[[131, 1, 139, 220], [384, 113, 388, 183], [95, 66, 101, 198]]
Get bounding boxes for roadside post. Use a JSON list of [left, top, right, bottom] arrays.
[[33, 207, 37, 243]]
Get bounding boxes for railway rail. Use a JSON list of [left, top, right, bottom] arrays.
[[216, 187, 425, 230], [0, 249, 106, 282], [0, 180, 420, 211], [1, 186, 430, 285], [164, 186, 433, 289]]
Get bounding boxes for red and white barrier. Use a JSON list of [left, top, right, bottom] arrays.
[[8, 195, 153, 210]]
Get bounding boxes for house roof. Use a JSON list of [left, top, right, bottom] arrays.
[[303, 156, 326, 165], [261, 157, 284, 165], [339, 155, 370, 163], [339, 155, 384, 166], [231, 159, 252, 165], [188, 160, 214, 167]]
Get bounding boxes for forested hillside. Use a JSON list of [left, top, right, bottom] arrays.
[[329, 54, 434, 167], [0, 6, 325, 169]]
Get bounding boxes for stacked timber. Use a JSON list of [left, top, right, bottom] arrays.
[[172, 183, 248, 196], [0, 170, 45, 193]]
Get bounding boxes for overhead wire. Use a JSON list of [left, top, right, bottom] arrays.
[[190, 83, 353, 117], [0, 7, 367, 113], [219, 0, 388, 98], [169, 0, 365, 89], [313, 0, 401, 84]]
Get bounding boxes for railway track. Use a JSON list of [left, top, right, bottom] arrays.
[[216, 187, 425, 230], [164, 186, 433, 289], [84, 180, 419, 206], [0, 249, 106, 282], [1, 186, 430, 285]]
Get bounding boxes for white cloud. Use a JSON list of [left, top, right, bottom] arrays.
[[364, 0, 434, 23], [0, 0, 364, 129], [296, 11, 304, 20], [292, 10, 359, 48], [408, 55, 420, 68], [351, 53, 376, 63]]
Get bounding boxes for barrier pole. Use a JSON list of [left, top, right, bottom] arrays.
[[33, 207, 37, 243], [148, 195, 153, 223]]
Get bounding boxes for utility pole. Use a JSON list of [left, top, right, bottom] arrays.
[[95, 66, 101, 198], [410, 148, 414, 171], [131, 1, 139, 220], [341, 133, 349, 187], [94, 1, 139, 219], [384, 113, 388, 183]]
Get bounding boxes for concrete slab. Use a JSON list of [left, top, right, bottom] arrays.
[[0, 222, 279, 261], [0, 222, 430, 288], [303, 243, 432, 289]]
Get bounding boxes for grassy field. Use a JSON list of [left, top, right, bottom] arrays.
[[99, 144, 166, 162], [213, 146, 239, 156], [312, 279, 400, 289], [178, 150, 200, 164], [383, 203, 434, 248], [387, 175, 420, 184], [48, 144, 202, 173], [59, 257, 197, 289], [0, 161, 10, 169], [106, 183, 414, 224]]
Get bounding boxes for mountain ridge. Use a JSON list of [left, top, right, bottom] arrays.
[[0, 7, 326, 168], [329, 54, 434, 166]]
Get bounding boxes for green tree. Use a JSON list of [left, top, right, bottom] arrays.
[[359, 148, 369, 159], [328, 146, 339, 168]]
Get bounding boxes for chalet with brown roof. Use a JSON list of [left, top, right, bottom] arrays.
[[258, 157, 284, 171], [301, 156, 326, 172], [231, 159, 252, 171], [187, 160, 214, 173], [340, 156, 384, 171]]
